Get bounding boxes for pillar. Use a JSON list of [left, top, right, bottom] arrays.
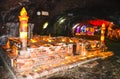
[[19, 7, 29, 50]]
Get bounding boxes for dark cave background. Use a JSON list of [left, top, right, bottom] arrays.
[[0, 0, 120, 36]]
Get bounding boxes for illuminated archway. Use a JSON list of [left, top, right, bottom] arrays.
[[72, 19, 109, 36]]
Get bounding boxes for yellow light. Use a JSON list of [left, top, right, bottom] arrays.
[[12, 45, 18, 56], [102, 23, 105, 29], [19, 7, 29, 50], [60, 19, 65, 23], [20, 7, 27, 16], [34, 69, 38, 72], [62, 39, 65, 42], [21, 23, 28, 27], [48, 39, 52, 42], [30, 39, 37, 43], [79, 56, 87, 60], [69, 39, 73, 42], [101, 36, 104, 41], [101, 30, 104, 34], [20, 32, 27, 38], [62, 62, 65, 65], [58, 17, 66, 24], [43, 22, 48, 29]]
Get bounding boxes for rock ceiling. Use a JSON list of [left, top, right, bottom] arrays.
[[0, 0, 120, 35], [0, 0, 120, 22]]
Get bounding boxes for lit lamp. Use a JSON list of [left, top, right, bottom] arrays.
[[100, 23, 106, 49], [100, 23, 106, 52], [19, 7, 29, 50]]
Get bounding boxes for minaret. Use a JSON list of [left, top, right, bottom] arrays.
[[100, 23, 106, 52], [101, 23, 106, 46], [19, 7, 29, 51]]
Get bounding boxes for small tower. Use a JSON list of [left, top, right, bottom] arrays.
[[101, 23, 106, 46], [19, 7, 29, 51], [100, 23, 107, 51]]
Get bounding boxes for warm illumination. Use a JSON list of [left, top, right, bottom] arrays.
[[20, 7, 27, 16], [69, 39, 73, 42], [19, 7, 29, 50], [100, 36, 104, 41], [20, 32, 27, 38], [79, 56, 87, 60], [41, 11, 49, 16], [0, 5, 115, 79], [102, 23, 105, 30], [21, 23, 28, 28], [5, 40, 10, 49], [30, 39, 37, 43], [12, 45, 18, 57], [100, 23, 106, 45], [48, 39, 52, 42], [62, 39, 65, 42], [43, 22, 48, 29]]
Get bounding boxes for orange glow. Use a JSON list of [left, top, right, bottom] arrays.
[[79, 56, 87, 60], [100, 52, 114, 59], [19, 7, 29, 21], [6, 40, 10, 49], [20, 23, 28, 28], [19, 17, 28, 21], [101, 36, 104, 41], [62, 39, 65, 42], [87, 54, 95, 58], [101, 30, 104, 34], [48, 39, 52, 42], [2, 40, 10, 49], [69, 39, 73, 42], [12, 45, 18, 57], [100, 23, 106, 44], [30, 39, 37, 43], [102, 23, 105, 29]]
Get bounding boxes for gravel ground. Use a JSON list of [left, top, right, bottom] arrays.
[[0, 56, 120, 79], [48, 56, 120, 79]]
